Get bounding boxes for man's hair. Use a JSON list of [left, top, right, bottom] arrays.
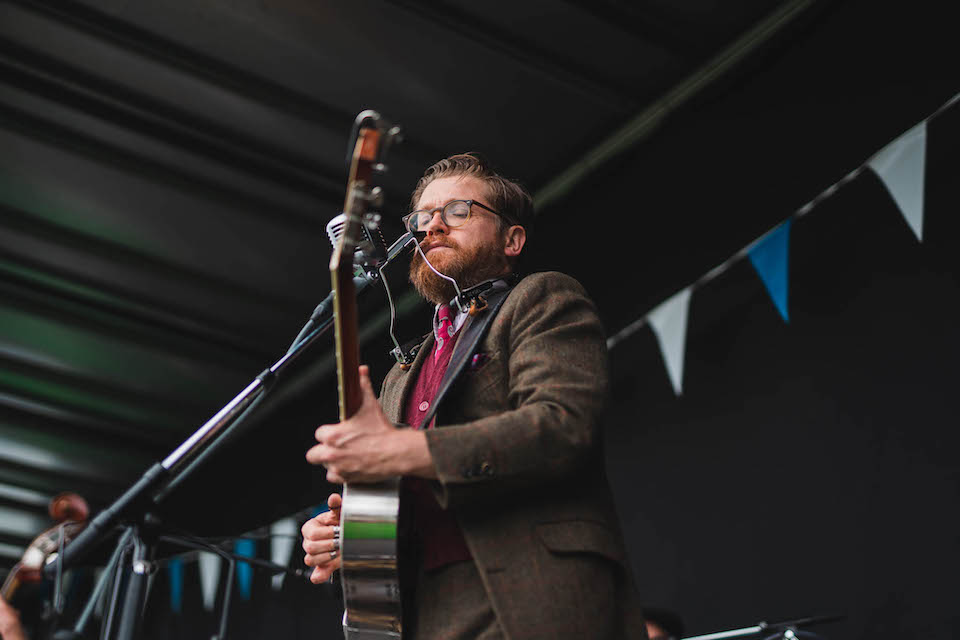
[[409, 152, 534, 236]]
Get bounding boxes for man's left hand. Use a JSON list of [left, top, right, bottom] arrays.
[[306, 365, 435, 483]]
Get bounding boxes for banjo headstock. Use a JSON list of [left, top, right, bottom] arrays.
[[330, 112, 401, 421]]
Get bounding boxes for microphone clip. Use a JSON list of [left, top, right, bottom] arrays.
[[390, 335, 427, 370], [449, 273, 519, 316]]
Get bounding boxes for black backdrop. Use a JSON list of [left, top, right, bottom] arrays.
[[606, 105, 960, 638]]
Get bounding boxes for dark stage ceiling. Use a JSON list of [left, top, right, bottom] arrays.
[[0, 0, 956, 585]]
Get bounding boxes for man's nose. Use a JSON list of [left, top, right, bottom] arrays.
[[421, 209, 447, 235]]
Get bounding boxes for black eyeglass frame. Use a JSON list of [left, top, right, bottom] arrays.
[[402, 199, 517, 233]]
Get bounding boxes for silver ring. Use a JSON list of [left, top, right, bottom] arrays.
[[332, 525, 340, 536], [329, 550, 338, 560], [332, 539, 340, 551]]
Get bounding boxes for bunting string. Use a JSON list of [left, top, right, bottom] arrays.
[[606, 90, 957, 395]]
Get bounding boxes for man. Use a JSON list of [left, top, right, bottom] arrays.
[[0, 595, 27, 640], [302, 153, 645, 639]]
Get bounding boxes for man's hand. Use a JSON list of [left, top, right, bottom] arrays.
[[0, 594, 27, 640], [301, 493, 342, 584], [306, 365, 435, 483]]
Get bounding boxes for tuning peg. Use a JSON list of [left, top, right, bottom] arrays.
[[367, 186, 384, 208], [363, 212, 382, 230]]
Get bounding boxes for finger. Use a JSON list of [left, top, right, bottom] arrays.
[[327, 493, 342, 510], [303, 536, 340, 555], [314, 423, 340, 444], [310, 558, 341, 584], [304, 548, 341, 568], [358, 365, 377, 404], [317, 510, 339, 526], [302, 521, 338, 541], [301, 522, 338, 543], [302, 509, 339, 536], [305, 443, 337, 465], [327, 469, 345, 485]]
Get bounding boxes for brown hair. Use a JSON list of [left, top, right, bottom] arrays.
[[409, 152, 534, 235]]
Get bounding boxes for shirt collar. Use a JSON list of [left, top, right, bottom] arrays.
[[432, 277, 511, 341]]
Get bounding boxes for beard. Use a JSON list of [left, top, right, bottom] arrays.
[[409, 236, 510, 306]]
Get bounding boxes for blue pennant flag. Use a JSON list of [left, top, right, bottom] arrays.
[[168, 556, 183, 614], [748, 220, 792, 323], [234, 539, 256, 601]]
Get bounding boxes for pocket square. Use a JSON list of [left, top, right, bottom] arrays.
[[469, 352, 489, 370]]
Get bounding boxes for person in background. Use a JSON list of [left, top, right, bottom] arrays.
[[0, 595, 27, 640], [644, 607, 685, 640]]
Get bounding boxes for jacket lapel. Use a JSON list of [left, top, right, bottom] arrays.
[[383, 332, 433, 425], [417, 286, 513, 429]]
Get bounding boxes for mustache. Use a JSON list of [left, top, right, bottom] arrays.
[[418, 238, 458, 252]]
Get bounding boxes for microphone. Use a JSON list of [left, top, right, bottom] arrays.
[[325, 213, 388, 272]]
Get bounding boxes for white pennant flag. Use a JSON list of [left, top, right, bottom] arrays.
[[647, 287, 692, 396], [197, 551, 222, 612], [270, 517, 298, 591], [868, 121, 927, 241]]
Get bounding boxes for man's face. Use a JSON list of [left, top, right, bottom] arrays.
[[409, 175, 511, 305]]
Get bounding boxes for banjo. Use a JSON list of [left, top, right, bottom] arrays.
[[329, 111, 404, 639]]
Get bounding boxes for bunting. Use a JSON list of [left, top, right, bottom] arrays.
[[868, 121, 927, 241], [197, 551, 221, 612], [270, 517, 298, 591], [748, 220, 792, 322], [234, 539, 256, 601], [151, 512, 312, 613], [607, 91, 956, 394], [647, 288, 692, 396], [168, 556, 184, 615]]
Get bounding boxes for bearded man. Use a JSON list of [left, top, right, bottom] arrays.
[[303, 154, 645, 640]]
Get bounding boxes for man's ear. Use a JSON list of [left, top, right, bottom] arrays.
[[503, 225, 526, 258]]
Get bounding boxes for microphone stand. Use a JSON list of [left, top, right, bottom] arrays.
[[44, 236, 407, 639], [682, 615, 843, 640]]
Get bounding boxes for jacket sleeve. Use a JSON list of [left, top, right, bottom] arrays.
[[424, 272, 609, 509]]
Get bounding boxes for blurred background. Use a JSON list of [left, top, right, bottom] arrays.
[[1, 0, 958, 638]]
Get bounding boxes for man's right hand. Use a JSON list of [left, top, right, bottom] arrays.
[[301, 493, 342, 584]]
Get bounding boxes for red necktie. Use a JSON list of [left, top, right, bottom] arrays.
[[435, 304, 456, 363]]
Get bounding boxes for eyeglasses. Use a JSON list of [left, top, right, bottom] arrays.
[[402, 199, 503, 234]]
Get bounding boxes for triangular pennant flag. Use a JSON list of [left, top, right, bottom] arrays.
[[197, 551, 222, 612], [270, 517, 298, 591], [168, 556, 184, 615], [868, 121, 926, 241], [748, 220, 792, 323], [647, 287, 692, 396], [234, 539, 256, 601]]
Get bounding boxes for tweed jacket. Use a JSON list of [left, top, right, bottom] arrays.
[[379, 271, 645, 640]]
